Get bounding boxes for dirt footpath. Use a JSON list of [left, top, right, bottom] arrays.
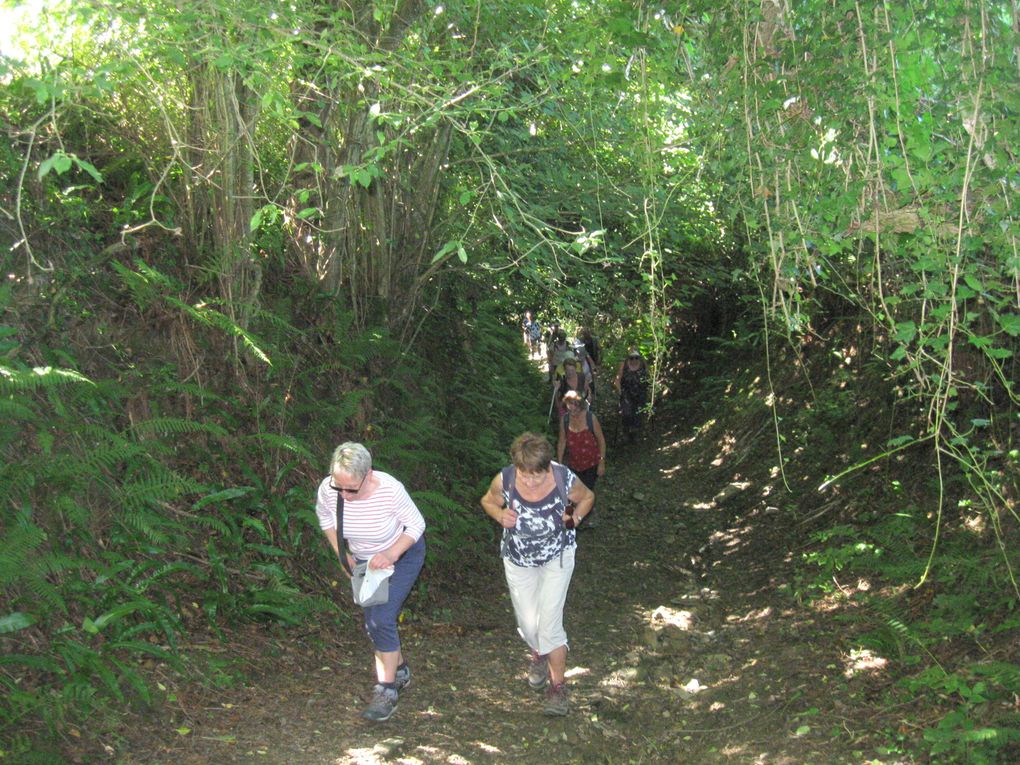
[[116, 412, 900, 765]]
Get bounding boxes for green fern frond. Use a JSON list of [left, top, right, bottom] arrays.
[[119, 469, 203, 506], [188, 511, 231, 536], [0, 399, 35, 422], [130, 259, 177, 290], [886, 617, 913, 637], [130, 417, 229, 439], [0, 463, 36, 509], [251, 305, 301, 336], [242, 586, 307, 625], [0, 521, 68, 613], [130, 561, 205, 591], [68, 430, 146, 475], [0, 363, 95, 394], [112, 260, 159, 310], [192, 486, 255, 510], [0, 653, 61, 673], [164, 295, 272, 366], [411, 489, 471, 516], [291, 388, 367, 426], [109, 657, 151, 704], [116, 505, 180, 545], [157, 379, 226, 403]]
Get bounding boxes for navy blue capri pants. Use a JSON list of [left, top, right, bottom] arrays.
[[359, 535, 425, 652]]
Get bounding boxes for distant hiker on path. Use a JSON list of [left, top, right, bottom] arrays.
[[577, 327, 601, 397], [544, 320, 561, 353], [571, 338, 596, 405], [480, 433, 594, 716], [615, 348, 650, 443], [553, 355, 590, 418], [557, 390, 606, 527], [315, 442, 426, 722], [522, 311, 542, 359], [547, 329, 572, 382]]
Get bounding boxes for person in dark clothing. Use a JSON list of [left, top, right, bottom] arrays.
[[553, 356, 590, 418], [577, 327, 600, 381], [614, 348, 649, 443]]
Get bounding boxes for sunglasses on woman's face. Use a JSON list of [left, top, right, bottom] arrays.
[[329, 473, 367, 495]]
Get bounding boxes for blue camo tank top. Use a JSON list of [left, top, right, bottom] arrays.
[[500, 463, 576, 567]]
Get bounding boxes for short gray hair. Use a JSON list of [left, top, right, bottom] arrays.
[[330, 442, 372, 479]]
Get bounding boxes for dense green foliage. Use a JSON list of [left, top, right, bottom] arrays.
[[1, 0, 1017, 761]]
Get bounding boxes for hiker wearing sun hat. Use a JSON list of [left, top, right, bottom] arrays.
[[614, 348, 649, 443]]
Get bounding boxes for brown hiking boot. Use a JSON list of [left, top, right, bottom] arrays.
[[543, 682, 569, 716], [527, 651, 548, 690]]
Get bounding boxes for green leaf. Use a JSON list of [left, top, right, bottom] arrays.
[[982, 346, 1012, 359], [193, 487, 254, 510], [431, 240, 460, 264], [38, 151, 72, 180], [997, 312, 1020, 337], [0, 612, 36, 634], [457, 245, 468, 264], [887, 435, 914, 447], [71, 155, 104, 183], [895, 320, 917, 344]]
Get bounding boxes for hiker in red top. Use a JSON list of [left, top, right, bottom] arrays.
[[556, 390, 606, 527]]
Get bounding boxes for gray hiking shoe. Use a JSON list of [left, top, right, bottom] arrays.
[[528, 651, 548, 690], [543, 683, 569, 716], [394, 663, 411, 691], [361, 684, 398, 722]]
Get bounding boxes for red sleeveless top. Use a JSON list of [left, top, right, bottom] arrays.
[[565, 417, 600, 472]]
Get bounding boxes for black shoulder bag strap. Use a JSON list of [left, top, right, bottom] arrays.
[[335, 490, 352, 575], [499, 466, 515, 558]]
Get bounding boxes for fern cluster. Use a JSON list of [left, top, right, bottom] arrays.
[[0, 256, 552, 759]]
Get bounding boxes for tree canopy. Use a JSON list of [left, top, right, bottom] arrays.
[[1, 0, 1017, 761]]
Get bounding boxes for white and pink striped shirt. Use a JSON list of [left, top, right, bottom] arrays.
[[315, 471, 425, 558]]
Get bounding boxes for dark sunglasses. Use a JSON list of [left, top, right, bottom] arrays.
[[329, 473, 367, 495]]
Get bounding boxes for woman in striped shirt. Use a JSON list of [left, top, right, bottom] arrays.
[[316, 442, 426, 722]]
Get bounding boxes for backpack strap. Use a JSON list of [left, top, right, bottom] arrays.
[[586, 408, 593, 430], [499, 466, 516, 559], [551, 463, 575, 560], [501, 465, 516, 508], [551, 462, 569, 507], [334, 490, 352, 576]]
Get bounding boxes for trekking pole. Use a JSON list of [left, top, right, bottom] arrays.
[[546, 385, 556, 424]]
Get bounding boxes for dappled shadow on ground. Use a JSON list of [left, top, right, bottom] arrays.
[[114, 405, 906, 765]]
